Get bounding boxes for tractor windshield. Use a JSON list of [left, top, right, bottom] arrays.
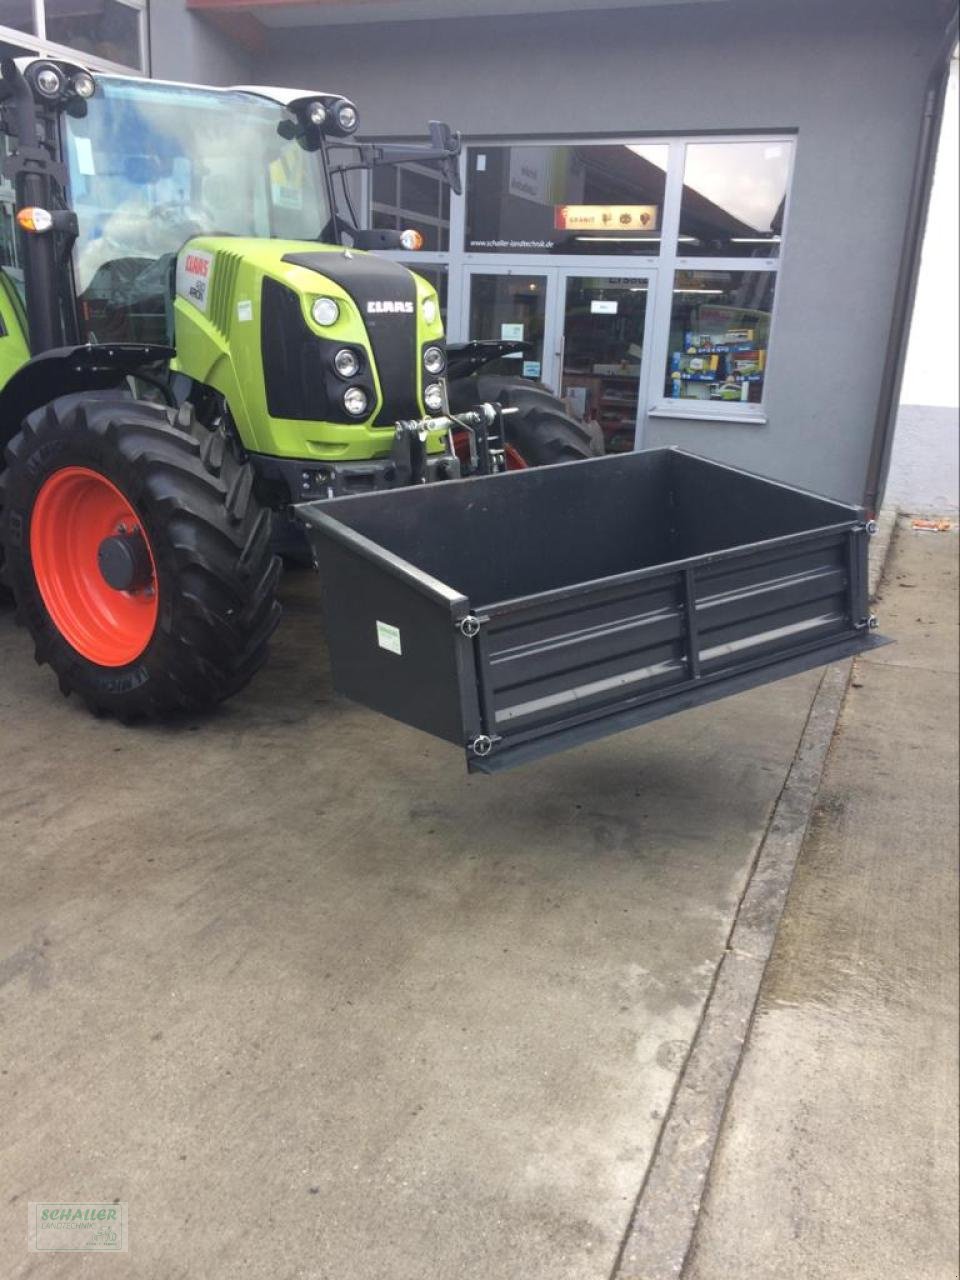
[[63, 77, 333, 345]]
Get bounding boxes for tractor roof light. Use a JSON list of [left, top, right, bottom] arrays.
[[400, 229, 424, 251], [311, 296, 340, 327], [336, 103, 358, 133], [71, 72, 96, 100], [34, 66, 64, 98], [307, 100, 328, 127], [17, 207, 54, 234]]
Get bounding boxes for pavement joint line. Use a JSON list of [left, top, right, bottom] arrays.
[[609, 510, 901, 1280]]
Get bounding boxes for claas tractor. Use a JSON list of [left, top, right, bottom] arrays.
[[0, 57, 599, 720]]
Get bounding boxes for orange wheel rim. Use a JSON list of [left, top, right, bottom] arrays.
[[504, 445, 528, 471], [30, 467, 159, 667]]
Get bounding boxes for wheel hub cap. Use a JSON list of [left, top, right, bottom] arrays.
[[98, 529, 153, 592]]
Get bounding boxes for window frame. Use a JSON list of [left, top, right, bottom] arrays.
[[0, 0, 149, 75], [363, 130, 796, 426]]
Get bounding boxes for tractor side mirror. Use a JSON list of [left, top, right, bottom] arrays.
[[428, 120, 462, 197]]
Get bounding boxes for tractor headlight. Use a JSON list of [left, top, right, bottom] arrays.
[[334, 348, 361, 379], [311, 296, 340, 327], [423, 382, 445, 413], [336, 103, 358, 133], [307, 101, 328, 127], [72, 72, 96, 100], [423, 346, 446, 375], [422, 296, 438, 326], [343, 387, 369, 417]]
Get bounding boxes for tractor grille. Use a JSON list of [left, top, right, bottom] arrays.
[[206, 249, 243, 338], [282, 251, 420, 426]]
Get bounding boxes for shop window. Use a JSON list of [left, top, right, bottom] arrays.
[[0, 1, 36, 34], [45, 0, 144, 70], [370, 160, 450, 252], [679, 141, 792, 258], [664, 270, 776, 404], [465, 143, 668, 256]]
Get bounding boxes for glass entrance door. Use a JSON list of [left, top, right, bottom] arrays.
[[463, 268, 550, 380], [461, 266, 655, 452], [552, 272, 655, 453]]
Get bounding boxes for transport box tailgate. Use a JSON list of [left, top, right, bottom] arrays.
[[297, 448, 885, 773]]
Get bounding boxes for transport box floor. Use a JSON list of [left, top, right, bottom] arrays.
[[298, 448, 885, 773]]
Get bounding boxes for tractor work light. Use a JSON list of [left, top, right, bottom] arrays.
[[399, 229, 424, 251], [307, 101, 328, 127], [334, 349, 361, 378], [72, 72, 96, 99], [311, 296, 340, 327], [423, 382, 445, 413], [343, 387, 369, 417], [422, 296, 438, 325], [34, 66, 63, 97], [423, 346, 446, 375], [16, 207, 53, 233], [336, 103, 358, 133]]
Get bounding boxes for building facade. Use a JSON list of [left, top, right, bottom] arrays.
[[1, 0, 956, 507]]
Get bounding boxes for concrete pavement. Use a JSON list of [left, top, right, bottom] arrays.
[[0, 565, 825, 1279], [686, 518, 959, 1280]]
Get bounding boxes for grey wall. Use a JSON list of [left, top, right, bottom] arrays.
[[149, 7, 252, 86], [153, 0, 949, 504]]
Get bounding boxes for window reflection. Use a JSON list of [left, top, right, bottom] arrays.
[[0, 1, 35, 34], [371, 161, 450, 252], [466, 144, 668, 256], [468, 274, 547, 377], [679, 141, 792, 258], [46, 0, 143, 70]]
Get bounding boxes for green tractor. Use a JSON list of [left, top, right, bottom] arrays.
[[0, 58, 598, 720]]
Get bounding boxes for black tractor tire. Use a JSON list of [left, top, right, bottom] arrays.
[[0, 393, 281, 719], [446, 372, 603, 466]]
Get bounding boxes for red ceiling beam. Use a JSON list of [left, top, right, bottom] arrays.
[[195, 8, 267, 52]]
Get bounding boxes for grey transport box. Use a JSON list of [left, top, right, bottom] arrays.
[[297, 449, 886, 774]]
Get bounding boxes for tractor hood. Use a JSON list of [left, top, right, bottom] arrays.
[[171, 238, 447, 461]]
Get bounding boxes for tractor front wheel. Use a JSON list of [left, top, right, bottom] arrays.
[[447, 373, 603, 468], [0, 394, 281, 719]]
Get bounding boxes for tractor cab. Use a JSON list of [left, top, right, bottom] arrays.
[[65, 77, 339, 347]]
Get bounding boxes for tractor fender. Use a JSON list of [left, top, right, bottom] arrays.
[[0, 343, 174, 459]]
